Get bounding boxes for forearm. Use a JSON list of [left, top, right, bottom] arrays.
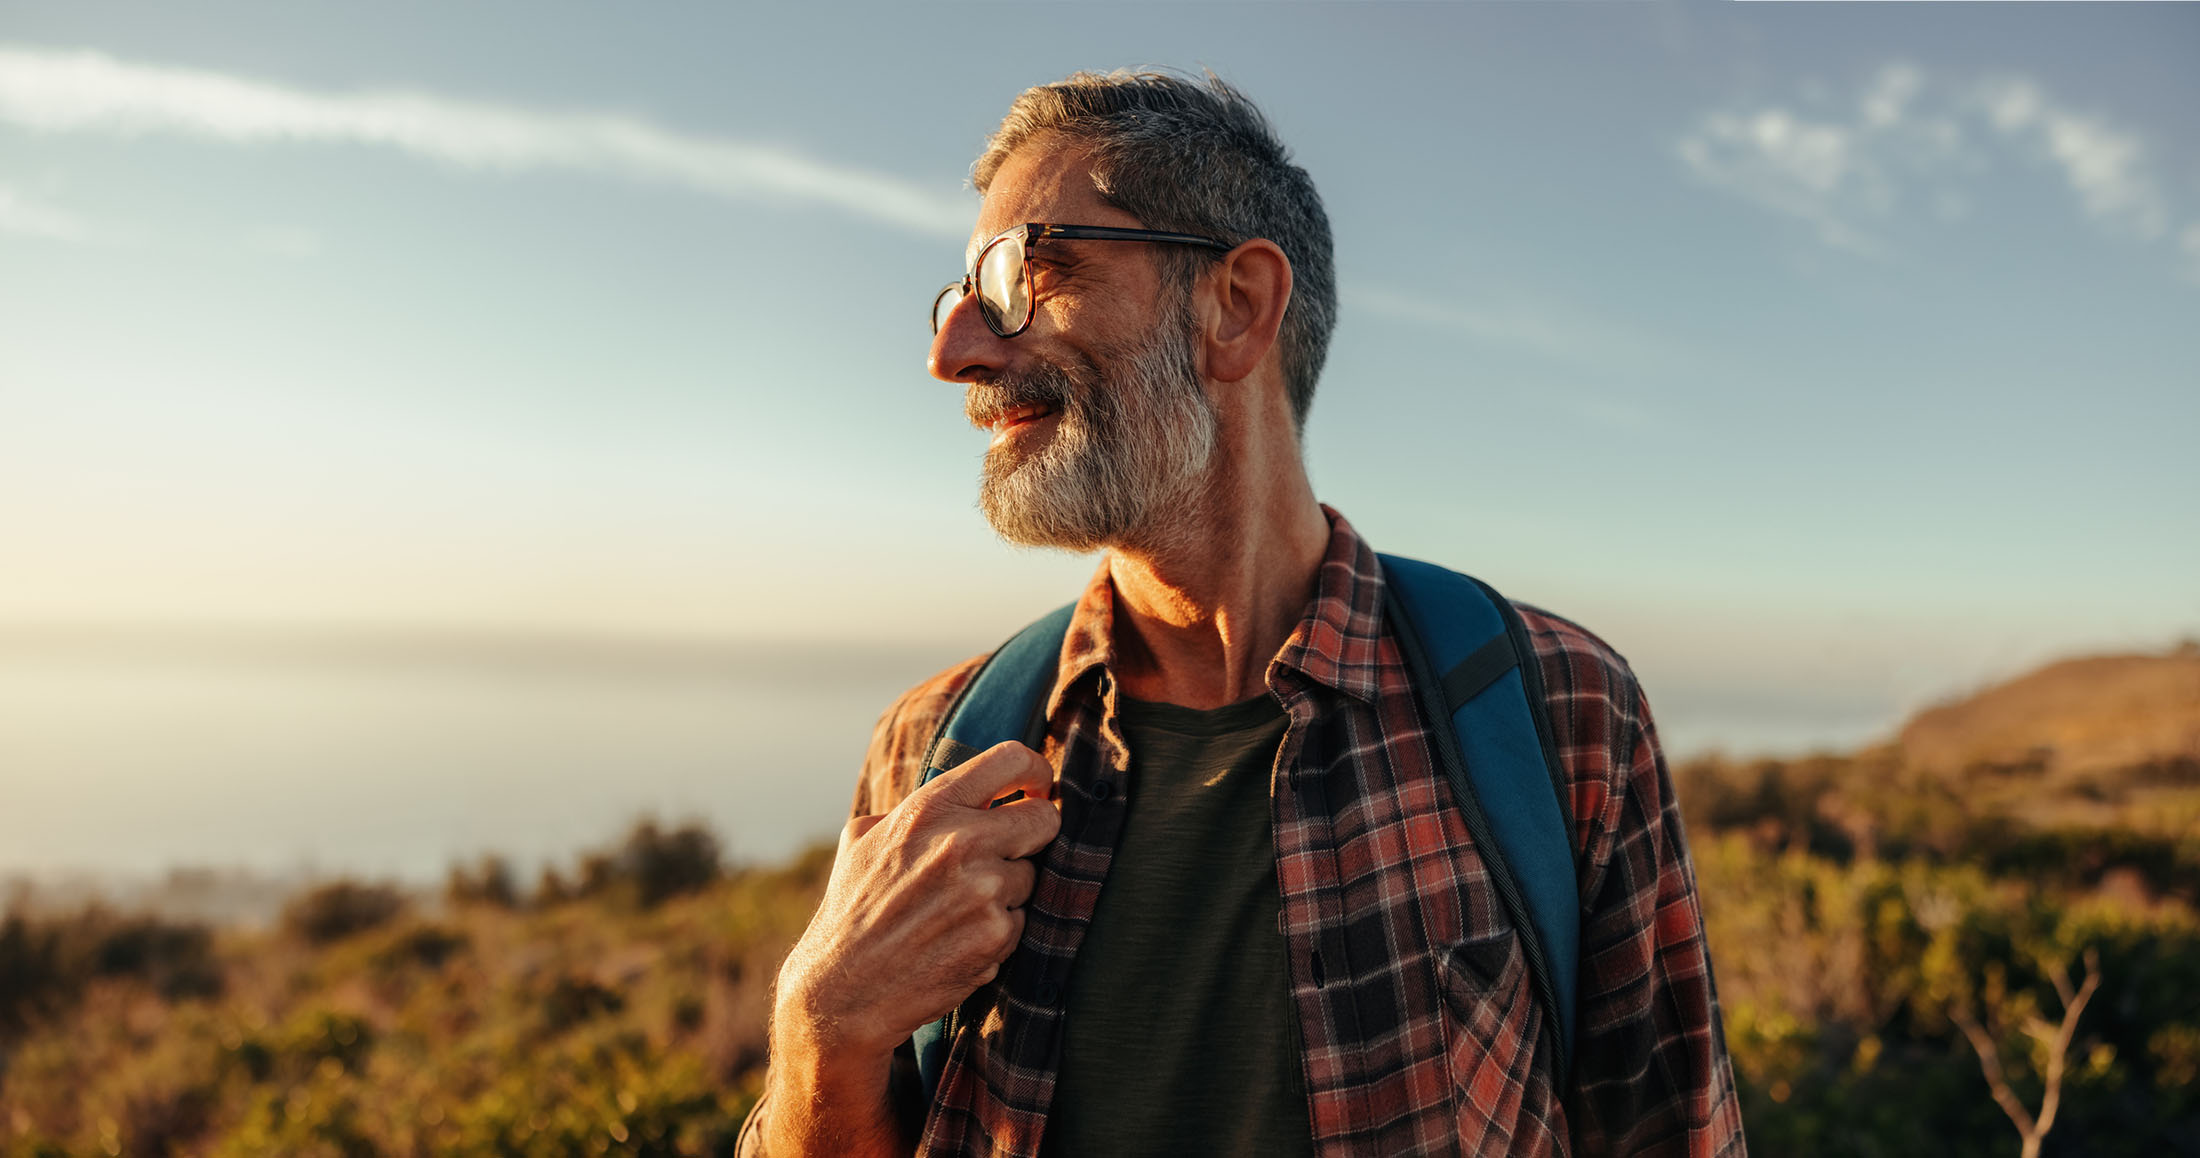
[[741, 1012, 916, 1158], [744, 1059, 911, 1158]]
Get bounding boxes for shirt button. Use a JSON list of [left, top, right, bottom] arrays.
[[1092, 779, 1115, 801], [1036, 980, 1061, 1005]]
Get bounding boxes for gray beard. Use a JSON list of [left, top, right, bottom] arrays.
[[970, 310, 1217, 554]]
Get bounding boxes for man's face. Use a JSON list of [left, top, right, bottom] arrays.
[[928, 142, 1218, 553]]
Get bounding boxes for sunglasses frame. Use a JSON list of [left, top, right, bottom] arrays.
[[932, 222, 1234, 339]]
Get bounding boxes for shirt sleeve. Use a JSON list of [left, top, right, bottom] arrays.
[[1564, 685, 1748, 1155]]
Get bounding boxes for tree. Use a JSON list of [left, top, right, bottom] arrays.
[[1948, 947, 2101, 1158]]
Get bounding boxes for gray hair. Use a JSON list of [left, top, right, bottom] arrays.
[[973, 71, 1337, 433]]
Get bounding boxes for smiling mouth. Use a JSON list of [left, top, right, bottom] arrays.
[[989, 403, 1059, 439]]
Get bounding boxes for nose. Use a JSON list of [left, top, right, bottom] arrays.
[[928, 289, 1012, 384]]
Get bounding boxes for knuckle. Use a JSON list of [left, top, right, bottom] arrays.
[[904, 790, 949, 827]]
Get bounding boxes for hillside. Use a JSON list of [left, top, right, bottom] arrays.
[[1679, 644, 2200, 878], [1, 646, 2197, 1156], [1898, 645, 2200, 780]]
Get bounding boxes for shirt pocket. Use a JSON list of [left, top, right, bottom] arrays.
[[1433, 927, 1540, 1144]]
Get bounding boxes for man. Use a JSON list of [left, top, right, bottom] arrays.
[[744, 71, 1745, 1157]]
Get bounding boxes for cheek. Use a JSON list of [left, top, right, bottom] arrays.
[[1034, 291, 1083, 338], [1035, 281, 1149, 349]]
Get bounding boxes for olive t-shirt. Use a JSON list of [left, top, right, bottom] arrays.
[[1039, 692, 1314, 1158]]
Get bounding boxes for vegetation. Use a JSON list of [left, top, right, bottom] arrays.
[[1, 649, 2193, 1154], [1674, 645, 2200, 1155], [0, 821, 827, 1157]]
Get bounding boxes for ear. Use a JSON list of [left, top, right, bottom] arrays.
[[1199, 239, 1293, 385]]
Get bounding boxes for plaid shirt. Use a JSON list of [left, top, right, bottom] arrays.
[[762, 509, 1744, 1157]]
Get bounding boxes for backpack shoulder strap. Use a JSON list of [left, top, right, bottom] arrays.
[[1377, 553, 1580, 1081], [910, 601, 1076, 1103]]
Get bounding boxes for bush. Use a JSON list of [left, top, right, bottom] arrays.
[[1695, 836, 2200, 1155], [371, 923, 470, 972], [281, 881, 407, 945], [532, 864, 574, 908], [575, 819, 723, 910], [445, 854, 520, 909], [0, 909, 222, 1038], [0, 911, 69, 1037], [539, 974, 626, 1034]]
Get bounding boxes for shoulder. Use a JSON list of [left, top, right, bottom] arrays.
[[851, 651, 991, 818], [1511, 601, 1647, 746], [1507, 601, 1654, 844]]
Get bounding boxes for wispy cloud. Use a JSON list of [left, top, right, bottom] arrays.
[[1341, 281, 1671, 431], [0, 181, 106, 242], [1675, 107, 1899, 255], [1344, 283, 1579, 357], [1343, 281, 1680, 372], [1676, 62, 1974, 257], [0, 45, 971, 238], [1973, 76, 2167, 239], [1678, 62, 2185, 275], [2178, 224, 2200, 286]]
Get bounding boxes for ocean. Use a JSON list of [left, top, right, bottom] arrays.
[[0, 630, 1903, 903]]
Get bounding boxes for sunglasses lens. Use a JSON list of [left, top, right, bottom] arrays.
[[976, 233, 1029, 335], [932, 284, 962, 334]]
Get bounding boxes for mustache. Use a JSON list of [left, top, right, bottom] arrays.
[[964, 364, 1077, 429]]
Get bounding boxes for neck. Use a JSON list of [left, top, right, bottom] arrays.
[[1105, 421, 1329, 709]]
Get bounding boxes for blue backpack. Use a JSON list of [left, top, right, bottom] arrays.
[[910, 554, 1580, 1099]]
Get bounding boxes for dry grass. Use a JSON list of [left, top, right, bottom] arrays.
[[1899, 646, 2200, 780], [0, 839, 830, 1157]]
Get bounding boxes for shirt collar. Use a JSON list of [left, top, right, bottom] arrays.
[[1267, 505, 1389, 705], [1048, 505, 1391, 729]]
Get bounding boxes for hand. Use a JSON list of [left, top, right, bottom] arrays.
[[775, 741, 1060, 1063]]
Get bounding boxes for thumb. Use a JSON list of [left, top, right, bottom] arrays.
[[926, 741, 1056, 810]]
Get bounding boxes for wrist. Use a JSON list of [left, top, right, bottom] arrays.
[[762, 1008, 906, 1157], [768, 969, 896, 1101]]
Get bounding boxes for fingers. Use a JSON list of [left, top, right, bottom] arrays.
[[972, 907, 1026, 975], [924, 742, 1061, 856], [982, 795, 1061, 860], [926, 741, 1056, 810], [999, 856, 1037, 910]]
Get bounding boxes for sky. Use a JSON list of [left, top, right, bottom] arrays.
[[2, 1, 2196, 804]]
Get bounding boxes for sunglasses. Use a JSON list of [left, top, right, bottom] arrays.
[[931, 222, 1233, 339]]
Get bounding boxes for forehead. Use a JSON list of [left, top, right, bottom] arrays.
[[965, 139, 1140, 264]]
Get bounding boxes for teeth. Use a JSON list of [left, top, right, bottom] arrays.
[[995, 404, 1049, 431]]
